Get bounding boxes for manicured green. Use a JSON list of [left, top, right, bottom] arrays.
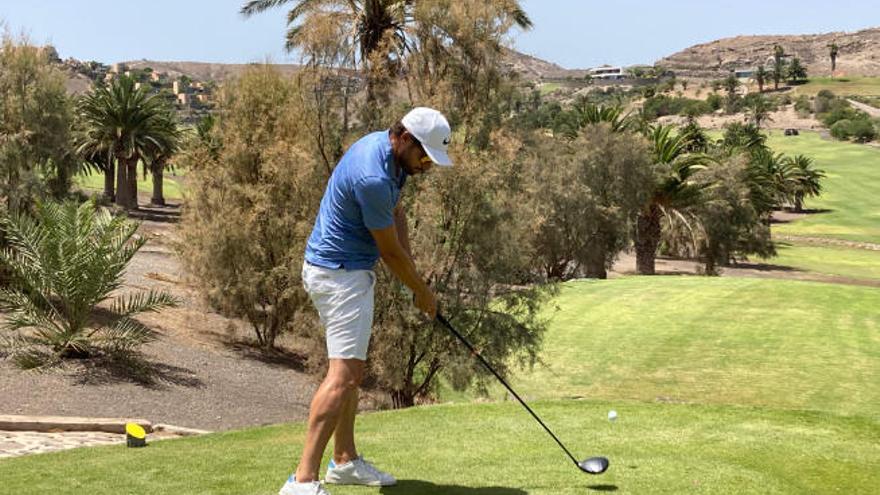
[[473, 277, 879, 421], [1, 399, 877, 494], [774, 241, 880, 282], [792, 76, 880, 97], [766, 130, 880, 244], [74, 170, 185, 201], [539, 82, 561, 95]]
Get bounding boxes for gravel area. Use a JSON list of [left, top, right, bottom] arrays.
[[0, 335, 316, 431], [0, 204, 322, 432]]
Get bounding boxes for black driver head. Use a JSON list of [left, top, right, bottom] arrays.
[[578, 457, 610, 474]]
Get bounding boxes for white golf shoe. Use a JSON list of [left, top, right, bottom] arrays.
[[324, 456, 397, 486], [279, 475, 331, 495]]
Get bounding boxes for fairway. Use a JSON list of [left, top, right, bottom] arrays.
[[1, 400, 877, 495], [74, 169, 186, 201], [470, 277, 880, 420], [773, 241, 880, 283], [765, 130, 880, 244], [791, 76, 880, 97]]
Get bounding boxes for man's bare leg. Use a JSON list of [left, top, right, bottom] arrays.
[[332, 387, 359, 464], [294, 359, 364, 482]]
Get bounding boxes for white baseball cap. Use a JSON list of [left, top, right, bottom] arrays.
[[401, 107, 453, 166]]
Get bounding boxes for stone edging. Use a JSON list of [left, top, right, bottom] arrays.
[[0, 415, 211, 436]]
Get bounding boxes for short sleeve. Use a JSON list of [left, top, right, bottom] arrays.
[[353, 176, 395, 230]]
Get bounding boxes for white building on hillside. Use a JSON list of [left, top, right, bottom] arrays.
[[589, 66, 626, 80]]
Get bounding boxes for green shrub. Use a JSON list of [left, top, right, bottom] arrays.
[[794, 95, 812, 115], [641, 95, 712, 120], [830, 119, 853, 140], [706, 93, 723, 111], [821, 102, 860, 127], [849, 119, 877, 142]]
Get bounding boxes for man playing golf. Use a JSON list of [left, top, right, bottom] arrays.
[[280, 107, 453, 495]]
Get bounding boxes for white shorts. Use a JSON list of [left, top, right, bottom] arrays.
[[302, 261, 376, 361]]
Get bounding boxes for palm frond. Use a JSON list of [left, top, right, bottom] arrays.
[[241, 0, 295, 16], [110, 291, 180, 318], [94, 317, 158, 352]]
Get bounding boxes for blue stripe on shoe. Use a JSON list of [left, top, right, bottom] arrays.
[[288, 474, 295, 483]]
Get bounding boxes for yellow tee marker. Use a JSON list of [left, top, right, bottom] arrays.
[[126, 422, 147, 448]]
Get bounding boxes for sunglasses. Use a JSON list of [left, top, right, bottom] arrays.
[[414, 138, 433, 165]]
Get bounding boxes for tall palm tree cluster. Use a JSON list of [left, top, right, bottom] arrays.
[[537, 104, 825, 275], [76, 75, 181, 210]]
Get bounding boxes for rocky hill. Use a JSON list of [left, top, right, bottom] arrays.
[[120, 60, 303, 82], [122, 50, 587, 84], [658, 26, 880, 79], [500, 47, 588, 81]]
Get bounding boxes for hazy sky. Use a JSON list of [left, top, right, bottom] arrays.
[[2, 1, 878, 68]]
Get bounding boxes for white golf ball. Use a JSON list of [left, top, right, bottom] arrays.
[[608, 410, 618, 421]]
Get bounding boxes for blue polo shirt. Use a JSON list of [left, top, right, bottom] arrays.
[[305, 131, 407, 270]]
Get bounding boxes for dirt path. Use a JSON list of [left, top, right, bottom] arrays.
[[611, 252, 880, 288], [847, 98, 880, 118]]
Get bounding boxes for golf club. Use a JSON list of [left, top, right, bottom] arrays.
[[436, 313, 609, 475]]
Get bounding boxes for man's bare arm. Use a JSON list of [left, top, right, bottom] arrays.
[[370, 224, 436, 318], [394, 205, 413, 259]]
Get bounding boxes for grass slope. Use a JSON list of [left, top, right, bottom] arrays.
[[766, 130, 880, 244], [773, 241, 880, 282], [475, 277, 879, 421], [792, 76, 880, 97]]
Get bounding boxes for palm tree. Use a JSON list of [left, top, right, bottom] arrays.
[[744, 94, 772, 129], [748, 147, 796, 213], [723, 72, 741, 111], [787, 57, 808, 83], [571, 100, 631, 134], [635, 124, 708, 275], [755, 65, 767, 93], [772, 44, 786, 91], [240, 1, 532, 120], [144, 111, 182, 206], [74, 128, 115, 202], [77, 76, 174, 210], [0, 201, 178, 369], [787, 154, 825, 212], [829, 43, 839, 74], [720, 122, 767, 152], [242, 0, 411, 61]]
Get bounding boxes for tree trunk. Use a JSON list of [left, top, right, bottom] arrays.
[[703, 239, 719, 275], [103, 160, 115, 202], [151, 160, 165, 206], [635, 204, 662, 275], [390, 389, 415, 409], [794, 193, 804, 213], [583, 244, 607, 279], [115, 156, 138, 210], [704, 256, 717, 276]]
